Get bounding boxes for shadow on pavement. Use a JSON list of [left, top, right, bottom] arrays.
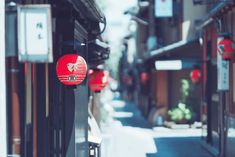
[[106, 98, 213, 157], [147, 137, 213, 157], [113, 102, 151, 129]]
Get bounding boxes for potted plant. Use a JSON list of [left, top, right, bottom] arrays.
[[168, 103, 193, 124]]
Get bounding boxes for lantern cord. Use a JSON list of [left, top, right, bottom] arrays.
[[91, 16, 107, 37]]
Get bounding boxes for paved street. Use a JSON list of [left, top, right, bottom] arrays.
[[101, 99, 213, 157]]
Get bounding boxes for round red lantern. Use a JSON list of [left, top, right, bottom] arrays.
[[88, 69, 109, 92], [140, 72, 149, 84], [56, 54, 87, 85], [190, 68, 201, 84], [218, 36, 235, 60]]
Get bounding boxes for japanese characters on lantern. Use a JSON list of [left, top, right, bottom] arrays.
[[56, 54, 87, 85]]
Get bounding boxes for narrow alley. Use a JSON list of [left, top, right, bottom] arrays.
[[101, 92, 213, 157], [1, 0, 235, 157]]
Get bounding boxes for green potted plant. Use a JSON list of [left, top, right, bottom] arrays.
[[168, 102, 193, 124]]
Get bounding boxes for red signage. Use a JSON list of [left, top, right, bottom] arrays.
[[88, 69, 109, 92], [56, 54, 87, 85]]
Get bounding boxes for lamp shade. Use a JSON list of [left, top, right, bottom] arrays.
[[56, 54, 87, 85], [218, 38, 235, 60], [88, 69, 109, 92], [140, 72, 149, 84], [190, 69, 201, 84]]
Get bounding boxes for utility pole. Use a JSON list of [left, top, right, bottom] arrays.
[[0, 1, 8, 157]]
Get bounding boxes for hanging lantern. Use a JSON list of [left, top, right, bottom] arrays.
[[190, 68, 201, 84], [218, 36, 235, 60], [88, 69, 109, 92], [140, 72, 149, 84], [56, 54, 87, 85]]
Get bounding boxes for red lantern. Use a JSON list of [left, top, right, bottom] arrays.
[[88, 69, 109, 92], [190, 69, 201, 84], [140, 72, 149, 84], [218, 37, 235, 60], [56, 54, 87, 85]]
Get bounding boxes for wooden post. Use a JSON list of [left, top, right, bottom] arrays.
[[10, 58, 21, 155]]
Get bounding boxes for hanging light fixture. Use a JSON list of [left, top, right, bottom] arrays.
[[190, 67, 201, 84], [56, 54, 87, 85], [140, 72, 149, 85], [88, 69, 109, 92], [218, 34, 235, 60]]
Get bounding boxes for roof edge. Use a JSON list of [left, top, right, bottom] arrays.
[[144, 38, 199, 60]]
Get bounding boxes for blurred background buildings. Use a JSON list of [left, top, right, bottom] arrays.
[[1, 0, 235, 157]]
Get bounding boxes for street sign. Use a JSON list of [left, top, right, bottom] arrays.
[[217, 37, 229, 91], [17, 5, 53, 62]]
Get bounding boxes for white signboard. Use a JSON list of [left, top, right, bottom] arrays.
[[18, 5, 53, 62], [155, 0, 173, 17], [217, 37, 229, 91], [155, 60, 182, 70]]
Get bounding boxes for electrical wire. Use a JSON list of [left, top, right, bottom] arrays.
[[92, 16, 107, 36]]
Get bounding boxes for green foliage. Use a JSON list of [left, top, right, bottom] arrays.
[[180, 79, 189, 104], [167, 79, 194, 123], [168, 103, 193, 123]]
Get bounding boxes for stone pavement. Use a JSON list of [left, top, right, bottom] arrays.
[[100, 99, 214, 157]]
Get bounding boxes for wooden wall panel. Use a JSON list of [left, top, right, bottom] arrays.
[[156, 71, 168, 108]]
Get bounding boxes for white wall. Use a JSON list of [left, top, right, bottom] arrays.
[[182, 0, 206, 40], [0, 1, 7, 157]]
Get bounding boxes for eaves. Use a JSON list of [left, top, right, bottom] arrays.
[[196, 0, 235, 30]]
